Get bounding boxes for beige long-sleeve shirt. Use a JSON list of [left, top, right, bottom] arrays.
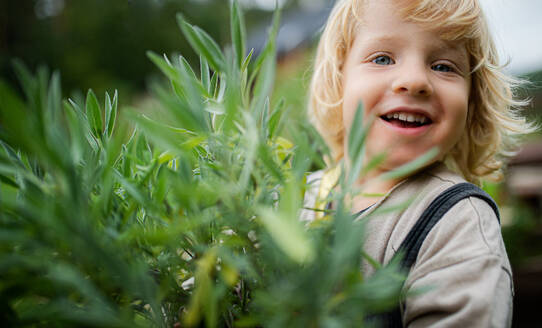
[[301, 163, 513, 327]]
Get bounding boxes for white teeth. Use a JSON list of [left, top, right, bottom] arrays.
[[384, 111, 429, 124]]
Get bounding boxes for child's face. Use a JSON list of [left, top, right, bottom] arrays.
[[342, 0, 471, 177]]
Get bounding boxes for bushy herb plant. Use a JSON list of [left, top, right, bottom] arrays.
[[0, 2, 411, 327]]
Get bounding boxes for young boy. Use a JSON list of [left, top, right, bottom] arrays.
[[303, 0, 536, 326]]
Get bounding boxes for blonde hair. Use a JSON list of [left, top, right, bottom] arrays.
[[308, 0, 537, 184]]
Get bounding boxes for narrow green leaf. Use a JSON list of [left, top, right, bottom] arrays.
[[147, 51, 179, 82], [85, 89, 103, 137], [260, 97, 270, 139], [249, 7, 280, 85], [66, 97, 98, 155], [258, 207, 315, 264], [104, 92, 112, 136], [177, 13, 225, 72], [231, 0, 246, 68], [369, 197, 415, 217], [178, 55, 210, 98], [347, 102, 365, 162], [250, 7, 280, 118], [179, 55, 199, 83], [257, 143, 284, 182], [0, 140, 25, 169], [210, 71, 219, 98], [221, 51, 241, 133], [379, 147, 439, 181], [346, 103, 376, 186], [63, 100, 84, 163], [150, 83, 203, 133], [129, 112, 198, 156], [215, 73, 226, 103], [108, 90, 118, 137], [46, 71, 61, 126], [200, 55, 211, 92], [0, 80, 38, 153], [11, 59, 36, 104], [68, 98, 83, 113], [268, 98, 285, 138], [114, 169, 149, 206], [242, 48, 254, 73], [177, 62, 209, 132], [359, 152, 387, 177], [0, 173, 19, 188], [238, 113, 258, 192]]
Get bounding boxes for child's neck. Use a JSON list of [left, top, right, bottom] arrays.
[[350, 174, 400, 213]]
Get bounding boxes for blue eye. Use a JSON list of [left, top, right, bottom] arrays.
[[432, 63, 454, 72], [372, 55, 394, 65]]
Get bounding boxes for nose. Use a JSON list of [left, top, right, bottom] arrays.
[[391, 63, 433, 97]]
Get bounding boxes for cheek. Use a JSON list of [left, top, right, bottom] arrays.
[[455, 97, 469, 128], [342, 80, 373, 125], [446, 97, 469, 147], [342, 82, 357, 121]]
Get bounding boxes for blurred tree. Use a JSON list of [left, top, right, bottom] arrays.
[[1, 0, 234, 100], [0, 0, 333, 103]]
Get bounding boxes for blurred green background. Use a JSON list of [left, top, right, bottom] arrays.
[[2, 0, 542, 326]]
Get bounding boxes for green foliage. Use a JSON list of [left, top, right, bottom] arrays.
[[0, 0, 236, 101], [0, 3, 405, 327]]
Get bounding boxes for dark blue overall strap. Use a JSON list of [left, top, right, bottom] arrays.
[[377, 182, 500, 327]]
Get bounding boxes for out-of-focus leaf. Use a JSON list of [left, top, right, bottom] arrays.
[[0, 173, 18, 188], [85, 89, 103, 138], [241, 48, 254, 73], [250, 8, 280, 120], [177, 14, 225, 72], [46, 71, 61, 128], [231, 0, 246, 68], [200, 55, 211, 93], [184, 249, 217, 327], [346, 102, 375, 186], [347, 102, 366, 163], [268, 98, 286, 139], [379, 147, 439, 181], [258, 207, 315, 264], [104, 90, 118, 138], [147, 51, 178, 82]]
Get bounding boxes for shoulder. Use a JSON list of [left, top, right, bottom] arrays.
[[397, 165, 513, 326], [401, 163, 509, 278], [411, 195, 508, 280]]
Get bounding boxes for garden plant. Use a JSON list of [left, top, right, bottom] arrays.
[[0, 2, 427, 327]]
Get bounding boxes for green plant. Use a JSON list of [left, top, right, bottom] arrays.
[[0, 2, 407, 327]]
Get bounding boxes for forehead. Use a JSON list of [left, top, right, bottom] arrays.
[[352, 0, 469, 57], [352, 0, 479, 40]]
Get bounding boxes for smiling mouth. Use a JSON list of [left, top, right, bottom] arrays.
[[380, 112, 432, 128]]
